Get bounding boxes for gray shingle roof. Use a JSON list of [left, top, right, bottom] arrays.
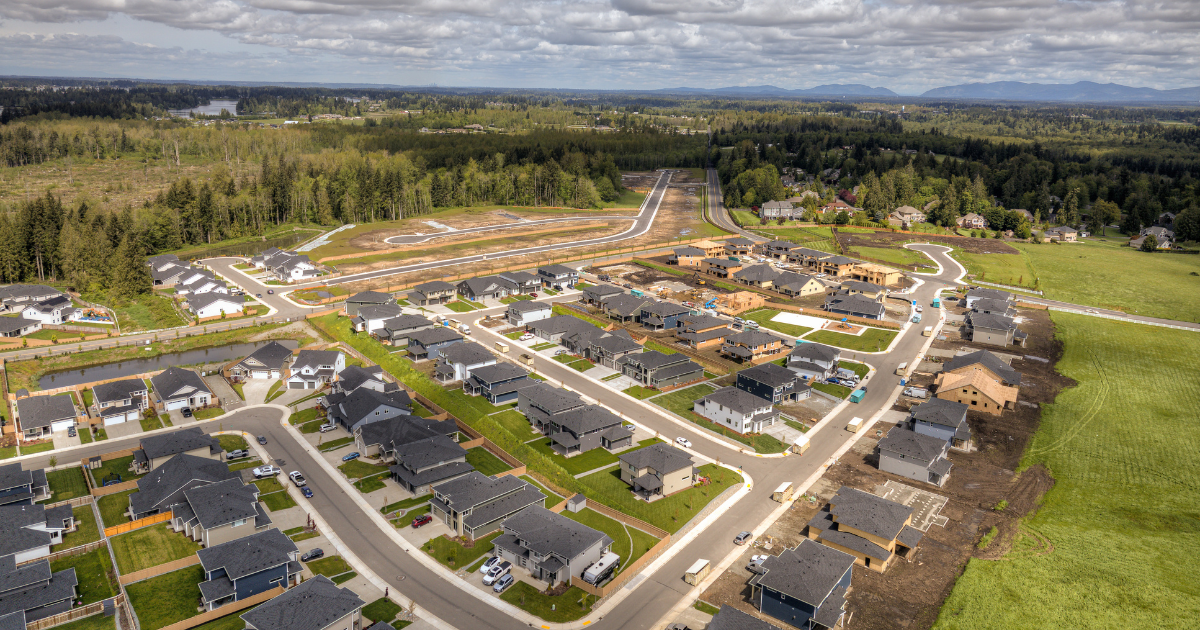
[[553, 404, 623, 436], [292, 350, 342, 372], [390, 459, 475, 490], [825, 293, 885, 317], [188, 292, 244, 314], [241, 575, 364, 630], [15, 395, 75, 430], [618, 350, 684, 371], [699, 386, 774, 415], [437, 342, 494, 367], [725, 330, 784, 347], [237, 341, 294, 371], [432, 472, 529, 510], [508, 300, 552, 314], [467, 363, 527, 385], [335, 365, 386, 393], [347, 291, 394, 305], [754, 539, 854, 607], [618, 443, 693, 474], [0, 464, 38, 495], [198, 527, 297, 581], [539, 264, 576, 276], [910, 398, 969, 429], [828, 486, 912, 542], [356, 304, 404, 322], [332, 388, 412, 427], [0, 558, 76, 620], [412, 280, 457, 294], [965, 311, 1017, 331], [965, 288, 1011, 302], [672, 246, 706, 256], [129, 453, 239, 516], [357, 415, 458, 452], [651, 360, 703, 382], [91, 379, 147, 406], [0, 505, 61, 559], [738, 362, 797, 388], [140, 427, 221, 461], [775, 272, 820, 291], [0, 317, 38, 335], [183, 478, 259, 530], [0, 285, 63, 302], [943, 350, 1021, 385], [734, 265, 782, 283], [150, 367, 212, 402], [602, 294, 648, 317], [707, 605, 778, 630], [841, 280, 886, 293], [391, 434, 468, 473], [0, 611, 24, 630], [407, 327, 464, 346], [789, 342, 839, 363], [519, 382, 585, 415], [498, 506, 611, 563], [876, 428, 948, 465]]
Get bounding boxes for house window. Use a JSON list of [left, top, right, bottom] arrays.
[[233, 518, 247, 527]]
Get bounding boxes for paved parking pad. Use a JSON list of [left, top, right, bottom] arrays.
[[873, 480, 950, 532]]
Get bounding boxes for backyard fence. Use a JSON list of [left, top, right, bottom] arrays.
[[103, 511, 171, 538], [25, 595, 126, 630], [154, 585, 285, 630], [119, 555, 201, 585], [21, 540, 107, 567]]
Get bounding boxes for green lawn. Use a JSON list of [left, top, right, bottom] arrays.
[[812, 382, 852, 399], [254, 477, 285, 494], [355, 472, 390, 493], [520, 475, 564, 507], [839, 361, 870, 378], [362, 597, 403, 625], [51, 547, 118, 605], [650, 384, 788, 454], [339, 459, 388, 479], [530, 342, 557, 351], [804, 328, 897, 352], [743, 309, 814, 337], [951, 239, 1200, 321], [490, 409, 537, 438], [465, 447, 513, 476], [41, 616, 116, 630], [601, 373, 623, 381], [381, 495, 432, 515], [642, 339, 679, 355], [193, 407, 225, 420], [305, 555, 352, 578], [729, 210, 759, 226], [187, 607, 256, 630], [500, 582, 594, 622], [553, 353, 594, 372], [58, 506, 102, 549], [228, 459, 263, 471], [125, 565, 205, 630], [319, 436, 355, 452], [21, 441, 55, 455], [934, 314, 1200, 630], [848, 245, 933, 268], [110, 523, 202, 574], [88, 455, 141, 486], [140, 414, 164, 431], [264, 380, 284, 403], [260, 491, 297, 511], [423, 531, 500, 569], [299, 420, 325, 433], [97, 490, 134, 528], [45, 467, 90, 503], [561, 507, 659, 576], [694, 600, 721, 616], [443, 388, 506, 417], [527, 437, 662, 476], [579, 464, 742, 533], [445, 301, 477, 313], [623, 385, 660, 399], [217, 434, 248, 452]]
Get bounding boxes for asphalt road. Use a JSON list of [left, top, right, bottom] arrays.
[[705, 167, 761, 239]]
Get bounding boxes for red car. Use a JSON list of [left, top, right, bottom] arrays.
[[412, 514, 434, 528]]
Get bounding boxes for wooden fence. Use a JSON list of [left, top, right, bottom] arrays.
[[90, 479, 138, 498], [103, 511, 171, 538], [119, 555, 201, 585], [47, 495, 93, 509], [21, 540, 107, 567], [155, 585, 285, 630], [25, 595, 126, 630]]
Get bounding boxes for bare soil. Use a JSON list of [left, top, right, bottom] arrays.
[[346, 208, 635, 253], [837, 231, 1018, 255]]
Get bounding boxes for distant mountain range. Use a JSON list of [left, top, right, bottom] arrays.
[[659, 84, 898, 97], [920, 81, 1200, 103]]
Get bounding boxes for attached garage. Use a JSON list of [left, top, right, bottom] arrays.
[[165, 398, 190, 411], [50, 418, 76, 433]]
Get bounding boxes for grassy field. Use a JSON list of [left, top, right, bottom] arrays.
[[742, 309, 813, 337], [847, 245, 934, 269], [423, 531, 500, 569], [465, 447, 513, 476], [111, 523, 202, 574], [51, 547, 118, 605], [933, 314, 1200, 630], [260, 491, 297, 511], [97, 490, 134, 528], [126, 565, 205, 630], [490, 409, 538, 438], [804, 328, 897, 352], [579, 463, 741, 533], [560, 507, 659, 576]]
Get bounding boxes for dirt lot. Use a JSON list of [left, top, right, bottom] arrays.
[[837, 230, 1018, 255], [700, 305, 1065, 630]]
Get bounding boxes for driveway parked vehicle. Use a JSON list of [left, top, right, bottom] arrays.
[[341, 452, 361, 462], [554, 349, 568, 356], [479, 557, 501, 574], [319, 423, 336, 433], [412, 514, 433, 528], [181, 407, 193, 418], [228, 449, 248, 459], [253, 465, 280, 478], [300, 548, 324, 562], [482, 561, 512, 586], [492, 574, 515, 593], [289, 471, 307, 487]]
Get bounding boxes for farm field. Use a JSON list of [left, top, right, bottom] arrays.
[[952, 239, 1200, 321], [934, 314, 1200, 630]]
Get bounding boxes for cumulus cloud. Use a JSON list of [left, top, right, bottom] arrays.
[[0, 0, 1197, 91]]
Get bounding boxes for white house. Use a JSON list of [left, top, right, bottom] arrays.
[[20, 295, 74, 325], [692, 386, 779, 434], [351, 304, 404, 335], [433, 342, 497, 384], [285, 350, 346, 389], [507, 300, 553, 327], [786, 343, 842, 382], [189, 293, 245, 319]]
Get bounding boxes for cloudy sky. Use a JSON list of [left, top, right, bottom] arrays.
[[1, 0, 1197, 94]]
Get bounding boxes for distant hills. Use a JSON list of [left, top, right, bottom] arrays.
[[919, 81, 1200, 103], [659, 84, 898, 97]]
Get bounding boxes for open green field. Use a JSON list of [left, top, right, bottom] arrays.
[[804, 327, 897, 352], [847, 245, 934, 269], [598, 188, 649, 209], [742, 309, 813, 337], [934, 314, 1200, 630], [951, 239, 1200, 321]]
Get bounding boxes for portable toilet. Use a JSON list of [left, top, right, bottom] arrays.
[[772, 482, 795, 503], [791, 435, 810, 455], [932, 297, 941, 308], [849, 389, 865, 403], [847, 417, 864, 432], [684, 559, 711, 586]]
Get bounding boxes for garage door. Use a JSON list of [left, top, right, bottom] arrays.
[[251, 370, 269, 379], [289, 381, 306, 389], [166, 399, 188, 411], [103, 414, 127, 427], [51, 419, 75, 433]]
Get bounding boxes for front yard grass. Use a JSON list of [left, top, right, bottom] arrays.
[[21, 441, 55, 455], [339, 459, 388, 479], [527, 437, 662, 476], [125, 565, 205, 630], [381, 495, 432, 515], [254, 477, 285, 494], [423, 531, 501, 569], [804, 327, 897, 352], [578, 464, 742, 534], [465, 447, 512, 476], [839, 361, 870, 378], [623, 385, 660, 399], [530, 342, 557, 351], [445, 301, 478, 313], [259, 491, 297, 511], [553, 353, 594, 372], [110, 523, 202, 574], [97, 490, 135, 528], [140, 415, 163, 431], [51, 547, 118, 605], [355, 472, 390, 493], [500, 582, 594, 622], [305, 555, 352, 578], [217, 434, 248, 452], [318, 436, 355, 452], [812, 382, 852, 399], [58, 506, 102, 549], [742, 309, 813, 337], [45, 467, 89, 503], [561, 507, 659, 576], [362, 597, 403, 625], [193, 407, 225, 420]]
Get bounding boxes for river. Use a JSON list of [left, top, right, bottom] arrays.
[[168, 99, 239, 118], [38, 339, 299, 389]]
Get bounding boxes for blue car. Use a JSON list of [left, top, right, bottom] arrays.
[[301, 486, 313, 498], [341, 452, 361, 462]]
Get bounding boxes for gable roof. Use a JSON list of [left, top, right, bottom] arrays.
[[618, 443, 693, 473], [188, 293, 244, 314], [140, 427, 221, 461], [965, 288, 1011, 302], [357, 415, 458, 452], [841, 280, 886, 294], [378, 314, 434, 333], [518, 382, 585, 415], [237, 341, 294, 371], [508, 300, 552, 314], [292, 350, 342, 371], [944, 350, 1021, 385], [775, 272, 821, 290], [0, 317, 39, 335], [876, 427, 948, 464], [825, 292, 885, 317], [934, 370, 1018, 408], [725, 237, 755, 247], [528, 315, 596, 337], [965, 311, 1017, 332], [391, 434, 469, 472], [332, 388, 412, 426], [602, 294, 648, 317], [538, 264, 576, 276], [151, 367, 213, 401], [432, 472, 532, 510], [129, 454, 239, 516], [828, 486, 912, 541], [182, 478, 260, 530], [407, 327, 464, 346], [355, 304, 404, 322], [725, 330, 784, 347], [754, 539, 854, 607], [92, 379, 148, 405], [789, 342, 839, 363], [335, 365, 385, 392], [707, 605, 779, 630], [552, 404, 623, 436], [672, 246, 706, 256], [500, 506, 611, 561], [909, 398, 968, 428], [437, 342, 495, 367], [738, 362, 797, 388], [346, 291, 394, 305], [618, 350, 687, 371], [467, 362, 528, 385], [734, 265, 782, 283], [241, 575, 364, 630], [412, 280, 457, 294], [0, 504, 62, 559], [700, 386, 773, 415], [15, 395, 76, 430], [198, 527, 296, 580]]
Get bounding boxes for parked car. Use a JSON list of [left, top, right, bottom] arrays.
[[623, 283, 633, 289], [180, 407, 193, 418], [625, 424, 635, 431], [288, 471, 307, 487], [482, 561, 512, 586], [267, 289, 274, 294], [319, 423, 336, 433], [553, 284, 564, 291], [837, 379, 858, 388], [257, 436, 268, 445], [227, 449, 248, 459], [67, 427, 77, 438], [675, 437, 692, 449], [253, 465, 280, 478], [915, 305, 923, 313], [479, 557, 502, 574], [529, 292, 538, 298], [554, 349, 568, 356], [301, 486, 313, 498], [519, 334, 535, 342], [492, 574, 515, 593], [412, 513, 434, 528], [256, 293, 262, 298], [734, 531, 752, 545], [300, 548, 324, 562], [341, 452, 361, 462]]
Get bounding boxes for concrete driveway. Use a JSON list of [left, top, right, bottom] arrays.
[[205, 375, 244, 410], [105, 420, 144, 440], [52, 429, 81, 450], [241, 379, 278, 405]]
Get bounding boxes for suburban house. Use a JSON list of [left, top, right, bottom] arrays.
[[618, 443, 695, 501], [619, 351, 704, 389], [0, 317, 42, 338], [517, 383, 586, 435], [1043, 226, 1078, 242], [507, 300, 553, 327], [964, 311, 1027, 347], [174, 478, 272, 548], [890, 205, 926, 225], [848, 263, 903, 287], [188, 293, 245, 320], [0, 463, 49, 506], [694, 386, 780, 434], [150, 260, 203, 287], [702, 257, 743, 279], [942, 350, 1022, 387], [91, 378, 149, 426], [151, 367, 213, 411], [429, 472, 545, 540], [724, 237, 755, 256], [284, 350, 345, 390], [326, 388, 413, 433], [406, 327, 465, 361], [0, 285, 64, 312], [707, 605, 779, 630], [667, 246, 706, 267], [176, 272, 228, 297], [19, 295, 74, 325], [774, 273, 825, 298], [876, 427, 953, 487], [541, 404, 633, 457], [408, 280, 457, 306], [720, 330, 787, 363], [526, 315, 596, 344], [128, 453, 240, 519], [824, 291, 886, 320], [748, 539, 854, 630], [351, 304, 405, 335], [580, 284, 624, 305], [493, 506, 613, 586], [0, 503, 74, 563], [639, 302, 691, 331], [198, 528, 301, 612], [343, 291, 395, 317], [760, 200, 794, 219], [388, 434, 475, 496], [787, 343, 840, 381], [674, 314, 728, 349], [132, 427, 224, 473], [15, 394, 77, 439], [0, 554, 77, 623], [815, 255, 857, 277], [963, 288, 1010, 310], [908, 398, 972, 447], [457, 276, 513, 302], [692, 240, 727, 258], [840, 280, 887, 300], [354, 414, 460, 465], [463, 363, 531, 405], [327, 365, 390, 398], [563, 328, 642, 369], [537, 264, 578, 289], [958, 213, 988, 229], [934, 369, 1017, 416], [373, 314, 434, 346], [433, 341, 497, 384], [736, 362, 811, 404], [1131, 226, 1174, 249], [601, 294, 648, 323], [261, 250, 320, 283], [972, 298, 1016, 318], [806, 486, 923, 573], [228, 341, 294, 380], [240, 575, 365, 630], [786, 247, 829, 269], [764, 240, 799, 260], [734, 265, 783, 289], [498, 271, 541, 295]]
